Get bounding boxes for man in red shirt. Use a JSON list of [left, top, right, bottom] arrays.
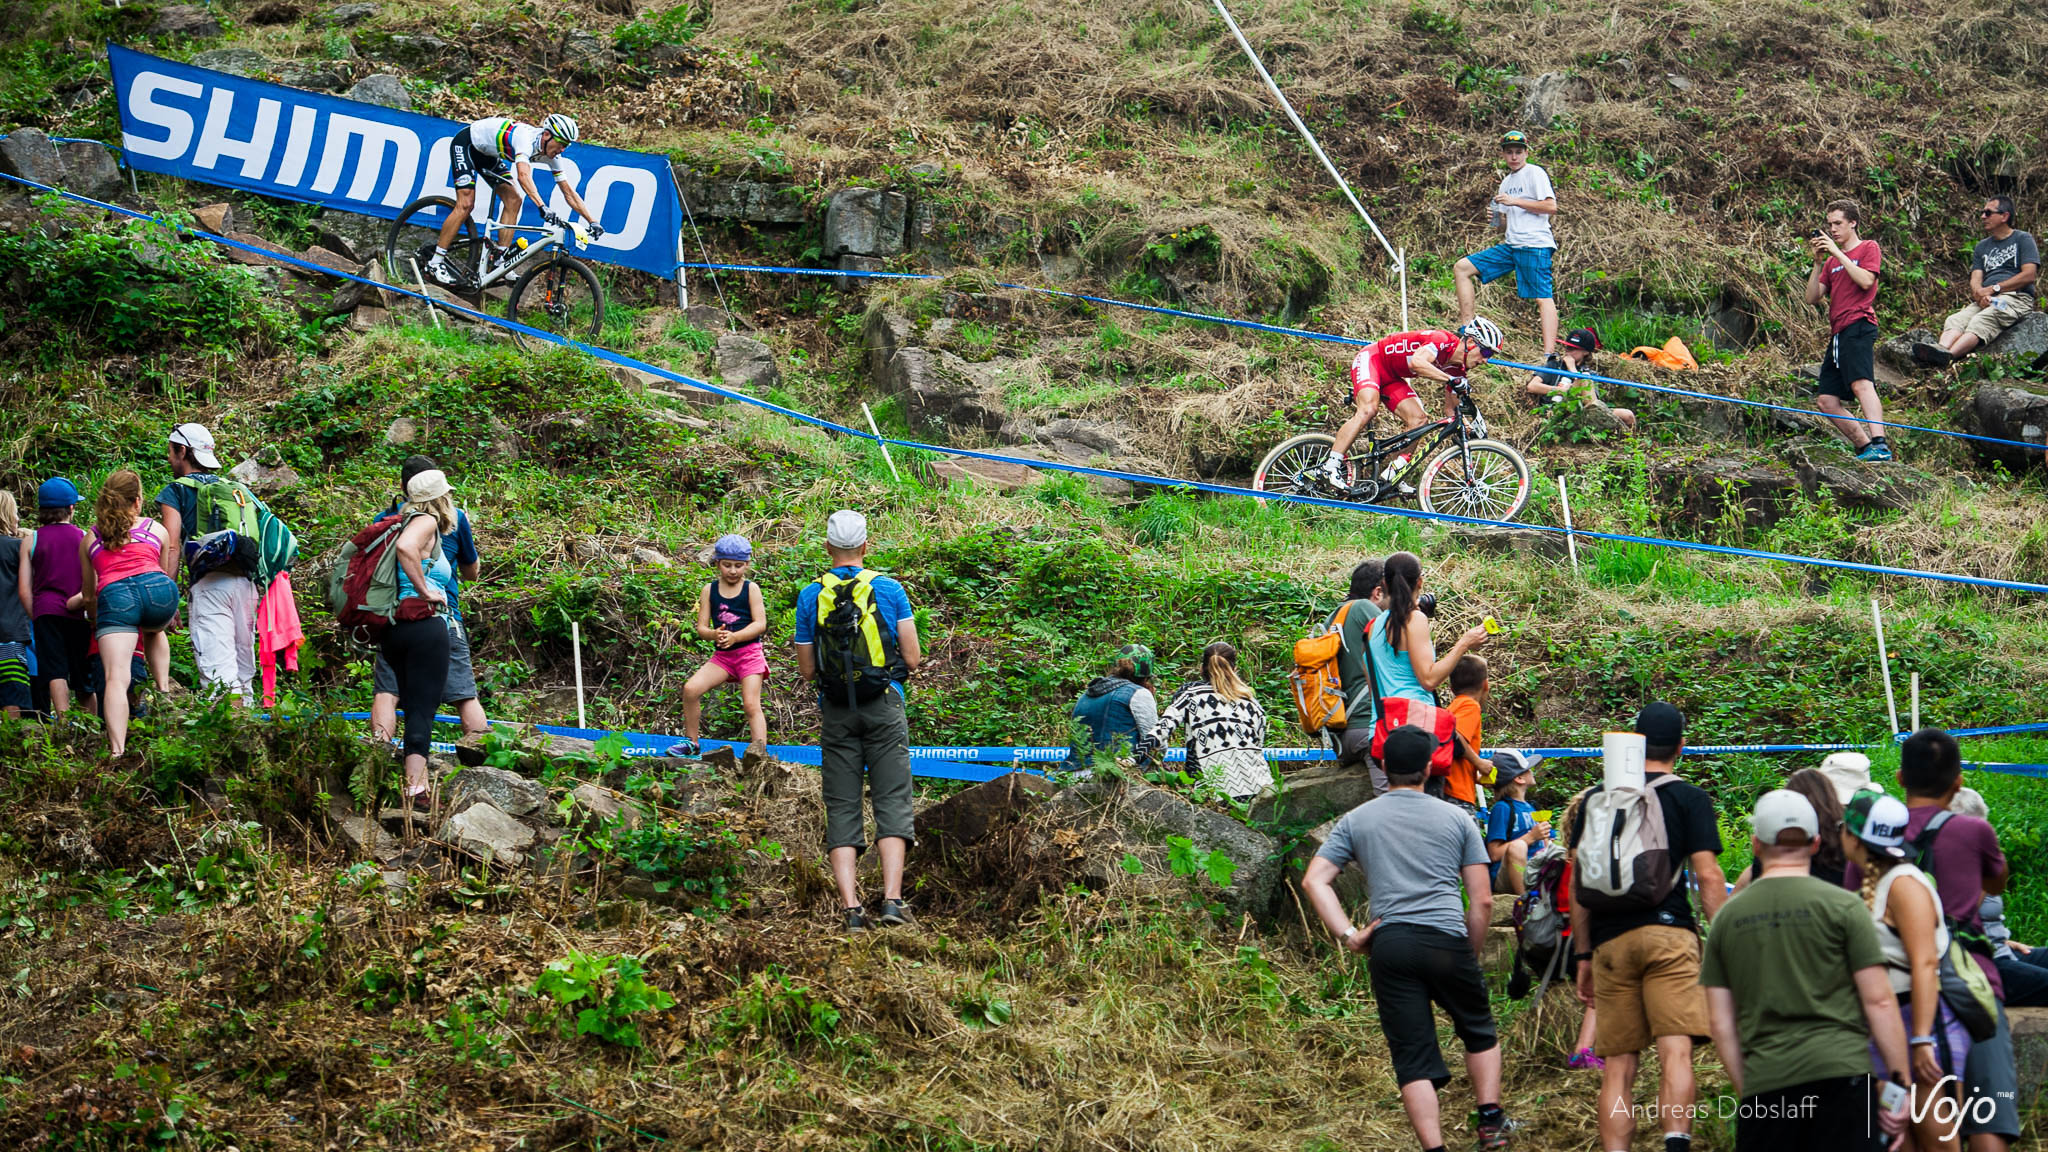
[[1320, 317, 1503, 486], [1803, 199, 1891, 462]]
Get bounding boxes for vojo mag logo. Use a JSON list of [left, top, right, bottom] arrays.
[[113, 49, 665, 257]]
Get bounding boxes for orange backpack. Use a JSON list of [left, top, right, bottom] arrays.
[[1291, 601, 1359, 735]]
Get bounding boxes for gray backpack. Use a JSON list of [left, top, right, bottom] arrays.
[[1574, 774, 1682, 913]]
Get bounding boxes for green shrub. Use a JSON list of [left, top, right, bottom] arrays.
[[608, 816, 746, 912], [531, 950, 675, 1048]]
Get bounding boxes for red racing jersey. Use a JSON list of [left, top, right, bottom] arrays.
[[1350, 330, 1468, 393]]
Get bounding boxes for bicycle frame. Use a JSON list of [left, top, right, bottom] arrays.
[[1347, 384, 1484, 490], [470, 221, 569, 291]]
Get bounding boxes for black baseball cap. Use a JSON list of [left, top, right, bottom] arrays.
[[1501, 130, 1529, 148], [1383, 724, 1436, 777], [1561, 328, 1600, 353], [1635, 702, 1685, 748]]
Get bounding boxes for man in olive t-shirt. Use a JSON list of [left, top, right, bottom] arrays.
[[1701, 790, 1910, 1150]]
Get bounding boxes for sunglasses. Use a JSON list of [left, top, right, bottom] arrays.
[[1982, 209, 2007, 217]]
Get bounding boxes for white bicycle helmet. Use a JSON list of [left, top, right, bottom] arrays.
[[541, 113, 580, 144], [1459, 316, 1505, 356]]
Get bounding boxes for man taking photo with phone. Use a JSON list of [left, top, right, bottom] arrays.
[[1804, 199, 1891, 462]]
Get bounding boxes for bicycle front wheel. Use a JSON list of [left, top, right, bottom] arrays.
[[1418, 438, 1532, 522], [384, 195, 483, 306], [1253, 433, 1353, 495], [507, 255, 605, 352]]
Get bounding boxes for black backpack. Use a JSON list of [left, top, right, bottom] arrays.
[[814, 569, 908, 708]]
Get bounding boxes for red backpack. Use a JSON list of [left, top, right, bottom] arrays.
[[326, 513, 439, 646], [1362, 617, 1459, 774]]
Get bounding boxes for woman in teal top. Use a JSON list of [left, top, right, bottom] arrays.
[[1364, 551, 1490, 746]]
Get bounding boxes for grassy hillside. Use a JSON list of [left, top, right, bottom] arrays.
[[3, 0, 2048, 1146]]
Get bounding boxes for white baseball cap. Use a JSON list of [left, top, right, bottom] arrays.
[[1750, 789, 1819, 846], [169, 423, 221, 470], [405, 469, 451, 502], [1816, 751, 1877, 806], [825, 509, 868, 550]]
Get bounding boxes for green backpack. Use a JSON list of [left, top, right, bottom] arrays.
[[174, 475, 297, 589]]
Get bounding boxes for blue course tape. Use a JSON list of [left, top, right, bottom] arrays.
[[9, 170, 2048, 597]]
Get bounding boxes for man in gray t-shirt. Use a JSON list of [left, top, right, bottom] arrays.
[[1920, 195, 2042, 365], [1302, 725, 1510, 1150]]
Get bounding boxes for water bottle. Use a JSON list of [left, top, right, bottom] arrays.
[[1379, 453, 1412, 482]]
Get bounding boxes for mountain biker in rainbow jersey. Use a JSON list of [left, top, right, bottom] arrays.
[[422, 113, 604, 289], [1320, 317, 1504, 486]]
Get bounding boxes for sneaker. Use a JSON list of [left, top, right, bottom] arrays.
[[1867, 441, 1894, 462], [664, 737, 701, 758], [1474, 1115, 1515, 1150], [1568, 1047, 1606, 1071], [842, 906, 870, 932], [878, 899, 917, 928], [1855, 442, 1882, 462], [1910, 342, 1954, 367]]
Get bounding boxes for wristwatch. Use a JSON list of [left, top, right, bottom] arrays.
[[1908, 1034, 1937, 1047], [1574, 952, 1593, 966], [1342, 925, 1359, 943]]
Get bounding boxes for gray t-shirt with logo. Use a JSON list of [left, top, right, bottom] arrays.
[[1972, 230, 2040, 298], [1317, 788, 1488, 937]]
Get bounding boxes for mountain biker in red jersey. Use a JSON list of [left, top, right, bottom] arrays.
[[1320, 317, 1504, 487]]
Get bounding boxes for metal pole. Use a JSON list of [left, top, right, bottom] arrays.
[[1558, 476, 1580, 578], [1871, 600, 1900, 737], [1910, 672, 1920, 733], [1209, 0, 1402, 276], [863, 402, 903, 483], [1398, 246, 1410, 331], [571, 620, 587, 731]]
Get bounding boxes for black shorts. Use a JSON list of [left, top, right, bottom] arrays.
[[1367, 922, 1498, 1088], [1734, 1075, 1884, 1152], [1817, 319, 1877, 400], [32, 615, 91, 689], [447, 136, 513, 192]]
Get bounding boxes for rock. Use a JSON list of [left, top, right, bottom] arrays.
[[1300, 817, 1369, 914], [1120, 782, 1281, 918], [329, 804, 403, 862], [347, 73, 411, 110], [148, 4, 222, 38], [349, 304, 390, 332], [628, 547, 672, 567], [1247, 763, 1375, 827], [2012, 1007, 2048, 1111], [1702, 293, 1758, 351], [192, 202, 235, 234], [931, 456, 1039, 492], [54, 140, 122, 201], [1877, 327, 1942, 376], [824, 187, 908, 257], [438, 801, 536, 866], [570, 782, 649, 829], [445, 765, 550, 818], [863, 310, 1009, 435], [561, 29, 614, 71], [249, 1, 303, 24], [712, 334, 779, 391], [683, 303, 738, 332], [915, 772, 1058, 848], [191, 48, 275, 78], [675, 173, 808, 224], [1779, 445, 1935, 512], [362, 33, 470, 75], [220, 230, 298, 270], [1970, 384, 2048, 471], [279, 60, 351, 90], [316, 209, 388, 264], [385, 417, 419, 445], [1665, 73, 1694, 92], [1516, 72, 1593, 127], [1036, 418, 1123, 454], [229, 457, 301, 494], [293, 244, 361, 279], [702, 745, 739, 773], [837, 254, 886, 285], [324, 2, 379, 25], [1980, 309, 2048, 360], [1447, 524, 1569, 560], [0, 129, 88, 197]]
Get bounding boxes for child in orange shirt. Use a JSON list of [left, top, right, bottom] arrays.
[[1443, 654, 1494, 817]]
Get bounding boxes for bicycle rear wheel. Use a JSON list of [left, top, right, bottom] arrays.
[[384, 195, 483, 306], [1253, 433, 1357, 495], [1417, 438, 1532, 522], [507, 255, 605, 352]]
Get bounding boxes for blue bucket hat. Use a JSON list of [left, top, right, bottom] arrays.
[[712, 533, 753, 562], [37, 477, 80, 508]]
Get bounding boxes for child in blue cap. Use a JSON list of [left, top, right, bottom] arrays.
[[668, 534, 768, 757]]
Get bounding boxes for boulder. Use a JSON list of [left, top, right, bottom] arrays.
[[323, 2, 380, 25], [915, 772, 1058, 848], [1247, 763, 1374, 827], [385, 417, 419, 445], [438, 801, 536, 866], [1446, 524, 1569, 561], [279, 60, 351, 90], [1035, 418, 1123, 455], [54, 141, 122, 201], [0, 130, 63, 191], [675, 173, 808, 224], [1119, 782, 1281, 918], [331, 809, 403, 862], [292, 244, 361, 280], [931, 456, 1039, 492], [148, 4, 223, 38], [347, 73, 411, 110], [362, 33, 470, 75], [824, 187, 908, 257], [193, 202, 235, 234], [2012, 1007, 2048, 1114], [220, 231, 299, 270], [315, 209, 388, 264], [712, 334, 779, 391], [863, 310, 1009, 435], [349, 304, 390, 332], [1980, 309, 2048, 360], [628, 547, 672, 567], [1970, 384, 2048, 471], [1877, 327, 1941, 376], [191, 48, 275, 78], [229, 457, 301, 494], [0, 129, 123, 201], [561, 30, 614, 72], [445, 765, 550, 818], [1779, 445, 1934, 512], [569, 781, 649, 829], [1515, 72, 1593, 127]]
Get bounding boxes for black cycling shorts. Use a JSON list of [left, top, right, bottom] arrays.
[[1817, 319, 1878, 400], [447, 135, 513, 191]]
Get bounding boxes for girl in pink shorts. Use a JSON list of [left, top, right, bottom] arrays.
[[671, 534, 769, 757]]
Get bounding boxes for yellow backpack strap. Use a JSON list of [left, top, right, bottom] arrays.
[[850, 570, 886, 665]]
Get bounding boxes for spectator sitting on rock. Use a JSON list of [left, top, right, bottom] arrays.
[[1915, 196, 2039, 367], [1067, 643, 1160, 771], [1523, 327, 1636, 432]]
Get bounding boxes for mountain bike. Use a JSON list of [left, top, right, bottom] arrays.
[[1252, 379, 1534, 522], [383, 194, 606, 352]]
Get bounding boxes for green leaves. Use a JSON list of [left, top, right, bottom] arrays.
[[1165, 835, 1238, 887], [532, 950, 676, 1048]]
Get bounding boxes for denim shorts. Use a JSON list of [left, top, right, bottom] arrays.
[[96, 571, 181, 638], [1465, 243, 1555, 299]]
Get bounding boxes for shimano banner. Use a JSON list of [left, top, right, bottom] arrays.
[[109, 43, 684, 279]]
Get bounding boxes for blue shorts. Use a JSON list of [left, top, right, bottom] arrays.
[[1464, 243, 1554, 299], [95, 571, 181, 638]]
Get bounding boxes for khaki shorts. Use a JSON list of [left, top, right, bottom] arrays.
[[1591, 924, 1709, 1056], [1945, 294, 2035, 344]]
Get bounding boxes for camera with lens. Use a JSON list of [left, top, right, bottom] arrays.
[[1416, 592, 1438, 618], [1809, 228, 1826, 240]]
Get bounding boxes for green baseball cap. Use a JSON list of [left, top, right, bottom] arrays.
[[1116, 643, 1155, 680], [1501, 130, 1529, 148]]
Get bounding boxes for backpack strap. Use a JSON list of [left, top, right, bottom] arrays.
[[1909, 810, 1954, 869]]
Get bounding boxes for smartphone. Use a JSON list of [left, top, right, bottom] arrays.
[[1878, 1079, 1908, 1113], [1482, 615, 1501, 635]]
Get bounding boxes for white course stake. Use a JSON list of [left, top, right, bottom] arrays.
[[863, 402, 903, 483], [1911, 672, 1920, 733], [1871, 599, 1900, 737], [407, 256, 444, 331], [1398, 247, 1410, 331], [571, 620, 587, 731], [1558, 476, 1580, 577]]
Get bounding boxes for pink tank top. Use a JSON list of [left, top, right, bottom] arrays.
[[90, 519, 167, 590]]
